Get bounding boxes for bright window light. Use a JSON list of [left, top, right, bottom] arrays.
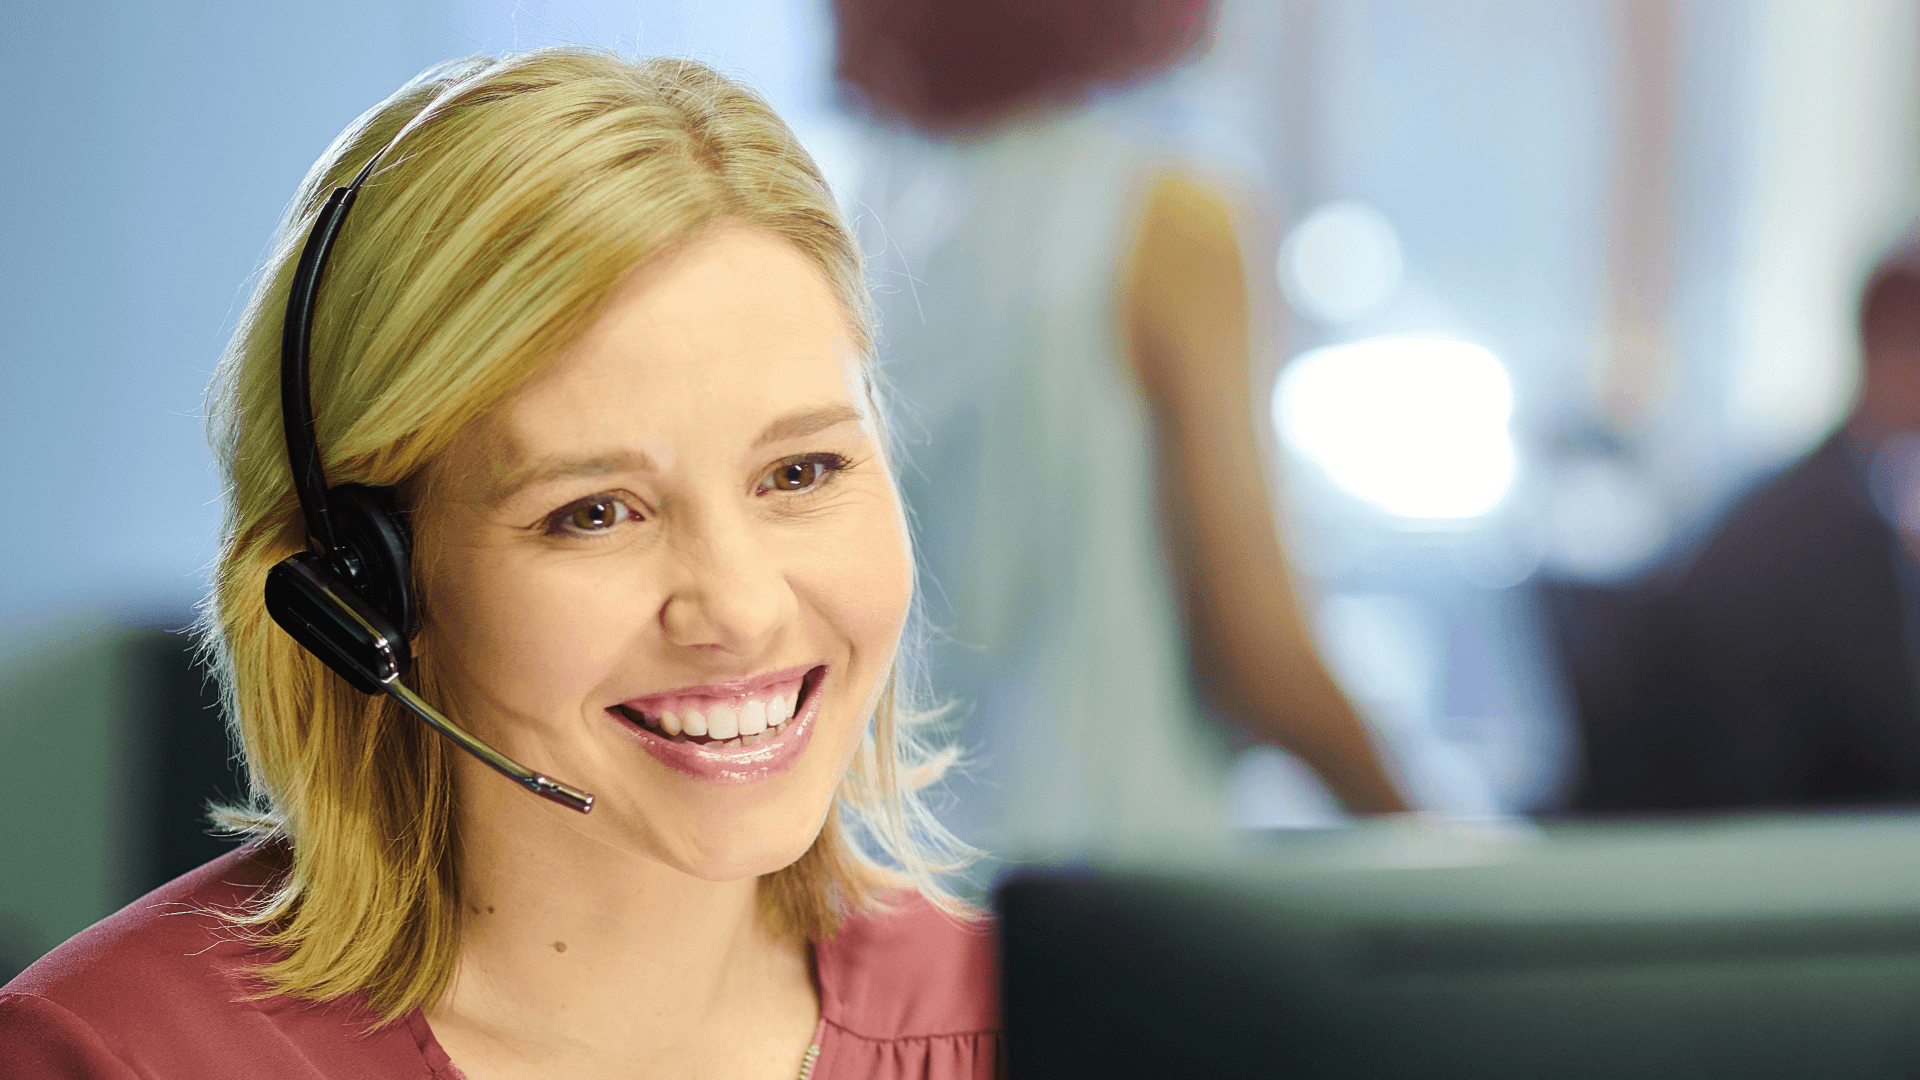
[[1274, 336, 1517, 520]]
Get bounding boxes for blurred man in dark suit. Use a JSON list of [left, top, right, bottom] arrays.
[[1573, 241, 1920, 811]]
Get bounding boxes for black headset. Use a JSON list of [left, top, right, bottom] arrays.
[[261, 144, 594, 814]]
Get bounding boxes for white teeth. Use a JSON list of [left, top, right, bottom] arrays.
[[629, 683, 804, 744]]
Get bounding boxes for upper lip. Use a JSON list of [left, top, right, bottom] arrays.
[[615, 662, 819, 712]]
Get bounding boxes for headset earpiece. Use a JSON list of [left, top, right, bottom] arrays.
[[266, 552, 407, 696], [270, 480, 418, 687], [324, 482, 418, 646]]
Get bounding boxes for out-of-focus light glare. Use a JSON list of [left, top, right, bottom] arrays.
[[1280, 200, 1404, 323], [1275, 336, 1517, 520]]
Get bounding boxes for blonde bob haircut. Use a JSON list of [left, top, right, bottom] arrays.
[[198, 48, 969, 1023]]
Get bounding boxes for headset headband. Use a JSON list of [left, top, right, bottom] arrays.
[[280, 153, 382, 557]]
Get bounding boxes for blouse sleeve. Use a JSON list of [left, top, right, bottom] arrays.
[[1, 993, 143, 1080]]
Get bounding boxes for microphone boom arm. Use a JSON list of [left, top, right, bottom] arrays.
[[380, 679, 596, 814]]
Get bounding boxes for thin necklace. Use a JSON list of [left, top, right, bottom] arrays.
[[797, 1041, 821, 1080]]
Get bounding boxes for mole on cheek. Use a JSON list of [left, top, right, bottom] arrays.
[[553, 941, 567, 953]]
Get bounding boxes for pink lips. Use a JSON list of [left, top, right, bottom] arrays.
[[609, 664, 824, 784]]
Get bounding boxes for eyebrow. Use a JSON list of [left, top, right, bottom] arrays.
[[753, 403, 865, 448], [489, 404, 866, 505], [490, 448, 657, 505]]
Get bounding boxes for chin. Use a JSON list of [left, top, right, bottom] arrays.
[[600, 778, 838, 883], [657, 816, 828, 883]]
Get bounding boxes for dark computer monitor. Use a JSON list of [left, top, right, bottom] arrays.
[[996, 814, 1920, 1079]]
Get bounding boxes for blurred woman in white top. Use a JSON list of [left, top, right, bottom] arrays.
[[833, 0, 1410, 857]]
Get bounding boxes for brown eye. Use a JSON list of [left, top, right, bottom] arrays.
[[758, 454, 851, 496], [556, 497, 631, 534], [769, 461, 823, 491]]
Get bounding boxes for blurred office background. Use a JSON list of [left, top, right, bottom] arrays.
[[3, 0, 1915, 976]]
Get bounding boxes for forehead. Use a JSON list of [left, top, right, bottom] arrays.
[[464, 225, 866, 476]]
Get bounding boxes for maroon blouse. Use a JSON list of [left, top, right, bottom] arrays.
[[0, 843, 1001, 1078]]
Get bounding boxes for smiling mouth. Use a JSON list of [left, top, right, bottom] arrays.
[[612, 666, 824, 750]]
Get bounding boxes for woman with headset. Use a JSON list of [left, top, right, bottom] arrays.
[[0, 50, 993, 1079]]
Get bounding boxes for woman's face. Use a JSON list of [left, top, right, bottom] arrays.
[[415, 224, 911, 881]]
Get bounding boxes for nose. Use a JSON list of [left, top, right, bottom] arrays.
[[657, 505, 796, 656]]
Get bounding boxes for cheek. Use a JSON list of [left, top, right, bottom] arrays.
[[807, 492, 914, 660], [419, 540, 635, 718]]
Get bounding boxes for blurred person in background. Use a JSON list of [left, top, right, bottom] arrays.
[[834, 0, 1410, 858], [1574, 238, 1920, 812]]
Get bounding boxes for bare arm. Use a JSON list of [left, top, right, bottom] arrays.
[[1123, 172, 1410, 814]]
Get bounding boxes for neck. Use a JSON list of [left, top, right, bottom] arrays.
[[427, 761, 817, 1078]]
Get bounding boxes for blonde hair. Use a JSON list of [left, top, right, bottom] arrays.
[[197, 48, 970, 1023]]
